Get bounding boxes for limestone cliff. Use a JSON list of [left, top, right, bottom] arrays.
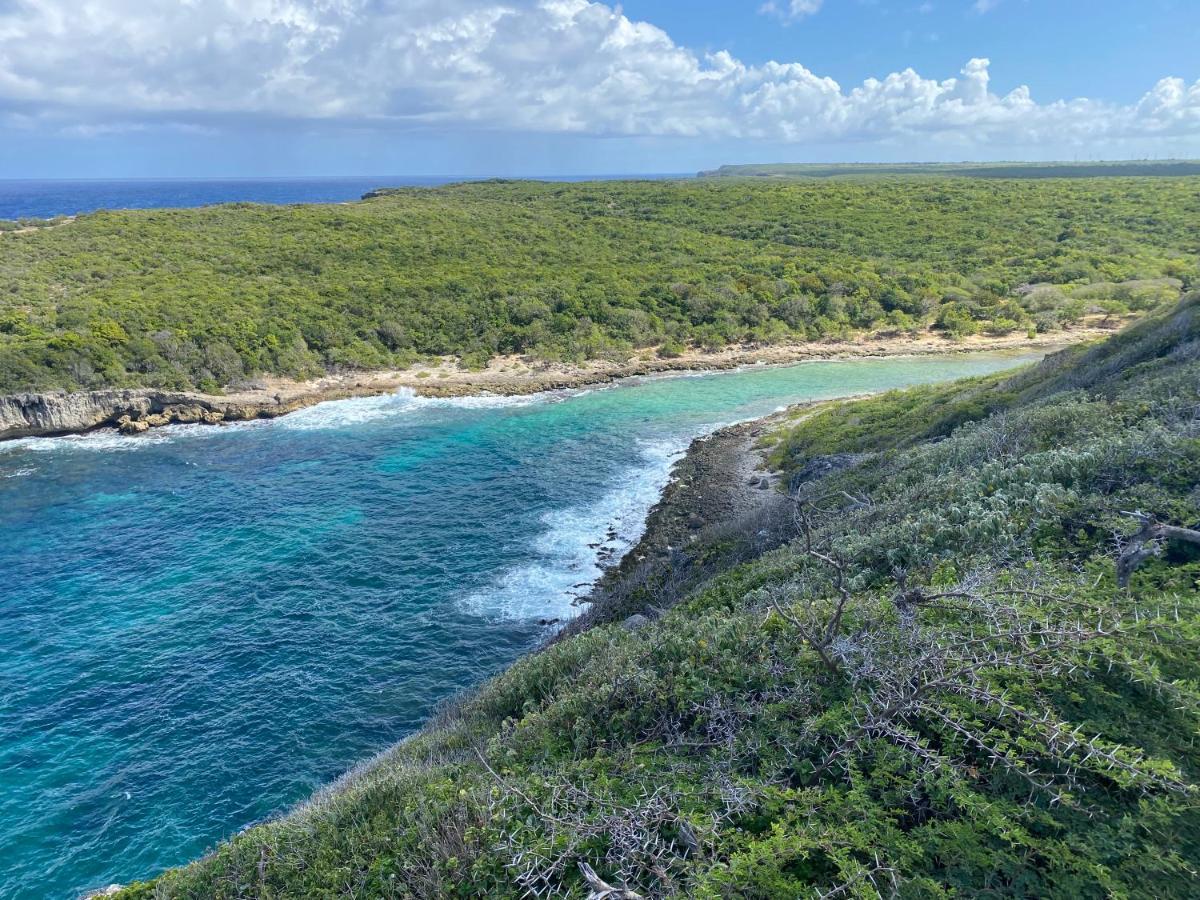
[[0, 389, 301, 440]]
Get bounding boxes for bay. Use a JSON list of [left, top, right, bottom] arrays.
[[0, 352, 1036, 898]]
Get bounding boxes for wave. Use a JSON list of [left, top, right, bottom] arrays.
[[0, 420, 256, 456], [459, 438, 685, 621], [0, 385, 575, 453], [279, 388, 557, 429], [417, 390, 567, 410], [277, 388, 423, 430], [279, 386, 572, 430]]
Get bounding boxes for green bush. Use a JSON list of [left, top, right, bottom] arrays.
[[1, 176, 1194, 394], [120, 298, 1200, 900]]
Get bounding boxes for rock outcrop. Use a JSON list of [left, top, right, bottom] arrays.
[[0, 390, 171, 439], [0, 389, 300, 440]]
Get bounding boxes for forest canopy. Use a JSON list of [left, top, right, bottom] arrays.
[[0, 176, 1196, 394]]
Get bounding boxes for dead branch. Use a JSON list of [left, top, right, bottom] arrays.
[[578, 862, 645, 900], [1116, 511, 1200, 587]]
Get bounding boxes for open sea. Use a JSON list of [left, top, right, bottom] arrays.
[[0, 352, 1041, 898], [0, 175, 685, 221]]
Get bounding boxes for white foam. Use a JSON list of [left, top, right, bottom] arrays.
[[279, 386, 569, 430], [0, 385, 571, 454], [0, 420, 245, 455], [415, 390, 562, 411], [458, 438, 686, 621], [278, 388, 422, 430]]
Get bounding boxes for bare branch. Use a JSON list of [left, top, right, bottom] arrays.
[[578, 862, 645, 900], [1116, 511, 1200, 587]]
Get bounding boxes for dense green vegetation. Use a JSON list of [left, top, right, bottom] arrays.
[[704, 161, 1200, 179], [1, 176, 1196, 393], [122, 297, 1200, 897]]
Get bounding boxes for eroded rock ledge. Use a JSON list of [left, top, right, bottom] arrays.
[[0, 388, 319, 440]]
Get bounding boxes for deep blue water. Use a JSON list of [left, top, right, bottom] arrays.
[[0, 353, 1038, 899], [0, 175, 685, 221]]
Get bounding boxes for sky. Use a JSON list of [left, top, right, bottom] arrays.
[[0, 0, 1197, 178]]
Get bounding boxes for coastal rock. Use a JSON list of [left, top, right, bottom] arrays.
[[0, 388, 277, 439], [0, 390, 156, 439], [788, 453, 869, 492], [172, 405, 206, 424], [621, 613, 650, 631], [117, 416, 150, 435], [84, 886, 123, 899], [221, 405, 259, 421]]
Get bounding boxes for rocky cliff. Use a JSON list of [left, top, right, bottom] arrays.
[[0, 388, 306, 440]]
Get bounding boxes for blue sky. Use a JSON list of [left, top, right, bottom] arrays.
[[0, 0, 1197, 178]]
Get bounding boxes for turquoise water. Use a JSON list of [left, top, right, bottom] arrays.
[[0, 353, 1037, 898]]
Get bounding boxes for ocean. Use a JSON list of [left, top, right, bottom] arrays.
[[0, 352, 1039, 898], [0, 175, 686, 221]]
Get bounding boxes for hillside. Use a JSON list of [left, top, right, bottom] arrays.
[[1, 177, 1195, 395], [702, 161, 1200, 179], [115, 296, 1200, 898]]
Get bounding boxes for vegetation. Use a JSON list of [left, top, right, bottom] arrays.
[[703, 161, 1200, 179], [120, 296, 1200, 897], [2, 176, 1196, 394]]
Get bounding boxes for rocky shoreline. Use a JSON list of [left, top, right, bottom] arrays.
[[562, 410, 800, 636], [0, 326, 1108, 442], [78, 387, 807, 900]]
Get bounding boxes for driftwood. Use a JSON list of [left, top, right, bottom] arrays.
[[1117, 512, 1200, 587]]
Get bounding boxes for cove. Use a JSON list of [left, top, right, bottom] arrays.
[[0, 351, 1038, 899]]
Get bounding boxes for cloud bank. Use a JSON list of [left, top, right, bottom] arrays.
[[0, 0, 1197, 151]]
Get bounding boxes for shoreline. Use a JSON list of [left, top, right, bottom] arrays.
[[0, 325, 1106, 442], [560, 411, 797, 636], [85, 385, 800, 899], [78, 325, 1087, 897]]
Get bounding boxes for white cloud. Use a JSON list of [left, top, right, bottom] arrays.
[[760, 0, 825, 22], [974, 0, 1002, 12], [0, 0, 1197, 153]]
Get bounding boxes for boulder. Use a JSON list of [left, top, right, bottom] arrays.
[[171, 405, 206, 424], [117, 416, 149, 435]]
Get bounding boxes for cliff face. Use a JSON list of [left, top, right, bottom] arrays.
[[0, 389, 303, 440], [0, 391, 162, 439]]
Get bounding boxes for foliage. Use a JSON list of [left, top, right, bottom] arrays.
[[705, 161, 1200, 179], [118, 297, 1200, 898], [2, 176, 1197, 393]]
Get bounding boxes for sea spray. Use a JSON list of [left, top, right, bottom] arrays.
[[459, 438, 685, 621]]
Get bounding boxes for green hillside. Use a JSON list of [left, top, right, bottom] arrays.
[[702, 161, 1200, 179], [119, 296, 1200, 898], [1, 176, 1196, 394]]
